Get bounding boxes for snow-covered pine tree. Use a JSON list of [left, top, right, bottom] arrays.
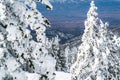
[[46, 35, 65, 72], [65, 46, 77, 72], [65, 46, 71, 72], [51, 36, 61, 71], [70, 0, 120, 80], [51, 36, 60, 59], [46, 35, 60, 71], [0, 31, 27, 80], [0, 0, 56, 80], [57, 45, 67, 71]]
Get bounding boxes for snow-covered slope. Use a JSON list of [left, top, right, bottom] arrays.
[[46, 28, 75, 44], [55, 71, 71, 80], [112, 27, 120, 36]]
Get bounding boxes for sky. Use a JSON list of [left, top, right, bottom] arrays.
[[50, 0, 85, 3], [37, 0, 120, 36], [50, 0, 120, 3]]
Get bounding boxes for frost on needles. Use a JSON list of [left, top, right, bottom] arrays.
[[71, 1, 120, 80], [0, 0, 56, 80]]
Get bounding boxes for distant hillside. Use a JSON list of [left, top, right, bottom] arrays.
[[112, 27, 120, 36]]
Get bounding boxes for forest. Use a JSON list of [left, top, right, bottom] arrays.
[[0, 0, 120, 80]]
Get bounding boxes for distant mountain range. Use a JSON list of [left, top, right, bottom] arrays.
[[46, 26, 120, 45], [38, 1, 120, 37], [56, 27, 120, 53]]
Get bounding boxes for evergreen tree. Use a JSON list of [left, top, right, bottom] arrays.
[[46, 36, 60, 71], [71, 1, 120, 80], [65, 46, 77, 72], [0, 0, 56, 80]]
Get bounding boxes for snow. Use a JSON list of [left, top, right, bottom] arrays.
[[26, 73, 40, 80], [0, 0, 56, 80], [0, 33, 4, 41], [41, 0, 53, 10], [71, 0, 120, 80], [55, 71, 71, 80], [6, 58, 20, 72], [0, 0, 120, 80], [0, 3, 6, 20], [0, 48, 4, 59], [25, 71, 71, 80]]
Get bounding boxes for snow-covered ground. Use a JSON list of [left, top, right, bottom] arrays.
[[26, 73, 40, 80], [26, 71, 71, 80], [55, 71, 71, 80]]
